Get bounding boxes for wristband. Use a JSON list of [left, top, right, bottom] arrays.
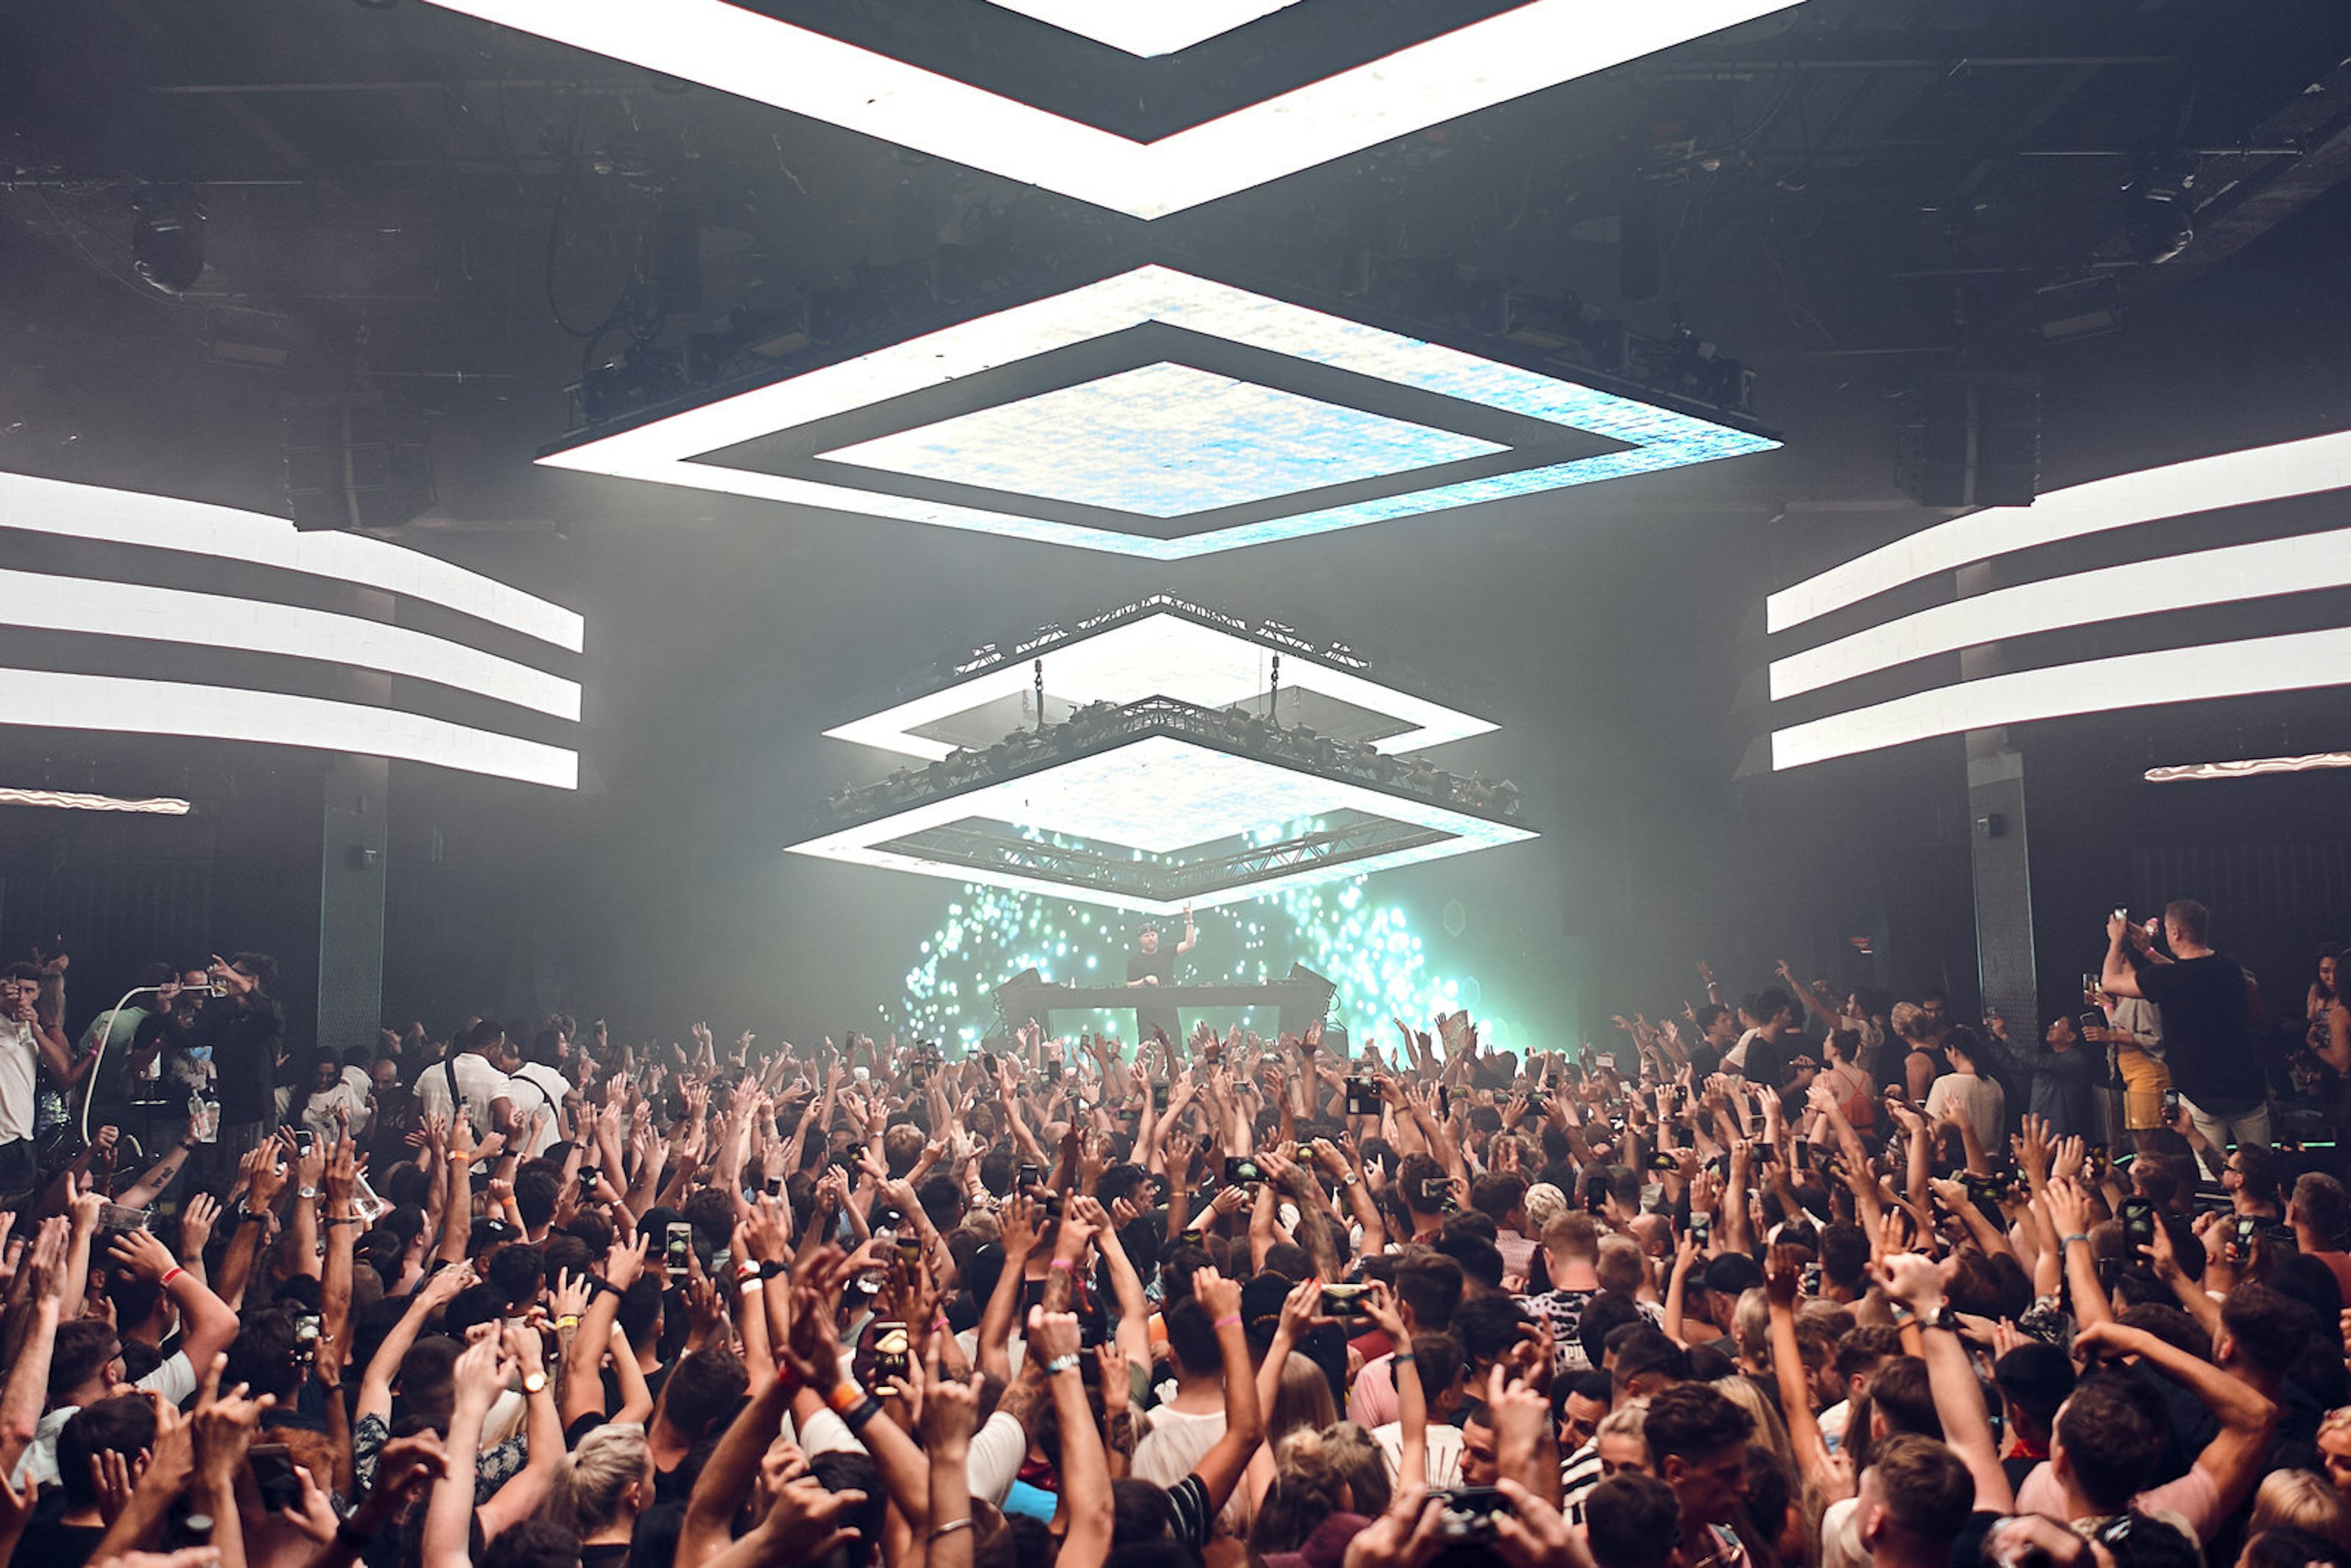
[[1213, 1313, 1242, 1330], [1049, 1258, 1074, 1271], [159, 1266, 185, 1288], [556, 1315, 581, 1330], [740, 1277, 765, 1294], [1392, 1349, 1416, 1365], [844, 1397, 883, 1434], [449, 1152, 471, 1164], [1046, 1353, 1081, 1376], [930, 1519, 974, 1543], [2061, 1232, 2090, 1248], [828, 1381, 867, 1414]]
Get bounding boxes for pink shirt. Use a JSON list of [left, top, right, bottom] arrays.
[[1347, 1352, 1400, 1428], [2015, 1458, 2221, 1547]]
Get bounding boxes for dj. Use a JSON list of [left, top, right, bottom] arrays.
[[1127, 904, 1197, 1046]]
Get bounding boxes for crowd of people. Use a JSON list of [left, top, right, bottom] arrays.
[[0, 895, 2342, 1568]]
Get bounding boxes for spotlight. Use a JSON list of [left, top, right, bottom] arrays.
[[130, 190, 207, 295]]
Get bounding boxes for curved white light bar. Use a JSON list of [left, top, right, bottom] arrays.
[[0, 568, 580, 721], [0, 473, 582, 652], [1771, 626, 2351, 771], [2145, 752, 2351, 784], [0, 788, 192, 815], [824, 610, 1493, 761], [0, 668, 577, 789], [416, 0, 1794, 220], [1766, 429, 2351, 635], [1769, 525, 2351, 700], [983, 0, 1304, 57]]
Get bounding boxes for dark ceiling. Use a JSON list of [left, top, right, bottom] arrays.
[[4, 0, 2351, 1033]]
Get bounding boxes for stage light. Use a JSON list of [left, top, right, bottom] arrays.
[[413, 1, 1796, 220], [0, 473, 582, 651], [824, 602, 1493, 761], [2143, 752, 2351, 784], [0, 668, 578, 788], [792, 734, 1535, 913], [1765, 427, 2351, 634], [823, 361, 1504, 518], [1771, 626, 2351, 771], [0, 568, 580, 720], [542, 264, 1776, 560], [982, 0, 1303, 56], [0, 788, 192, 816], [1768, 526, 2351, 701]]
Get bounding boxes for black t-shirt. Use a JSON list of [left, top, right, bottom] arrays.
[[1127, 946, 1176, 986], [2137, 953, 2262, 1104], [184, 993, 284, 1122], [1738, 1032, 1788, 1090], [11, 1507, 103, 1568]]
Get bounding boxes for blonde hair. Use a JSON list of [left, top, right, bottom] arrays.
[[1275, 1422, 1390, 1518], [547, 1423, 651, 1537], [1523, 1182, 1568, 1237], [1711, 1375, 1796, 1478], [2252, 1469, 2351, 1550], [1267, 1351, 1337, 1448]]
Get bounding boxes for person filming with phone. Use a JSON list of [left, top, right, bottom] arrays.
[[2101, 899, 2270, 1157]]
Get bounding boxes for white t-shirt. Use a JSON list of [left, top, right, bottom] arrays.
[[415, 1052, 512, 1137], [16, 1351, 197, 1487], [504, 1063, 571, 1156], [1373, 1420, 1464, 1488], [0, 1019, 39, 1143], [1924, 1072, 2006, 1151], [1133, 1404, 1245, 1534]]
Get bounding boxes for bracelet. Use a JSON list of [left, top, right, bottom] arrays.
[[1049, 1258, 1074, 1272], [449, 1152, 471, 1164], [159, 1266, 184, 1288], [740, 1278, 765, 1294], [828, 1381, 867, 1414], [844, 1397, 884, 1435], [1392, 1349, 1416, 1365], [932, 1315, 952, 1334], [556, 1315, 581, 1330], [1213, 1313, 1242, 1330], [929, 1519, 974, 1543], [2061, 1232, 2090, 1248], [1045, 1353, 1081, 1376]]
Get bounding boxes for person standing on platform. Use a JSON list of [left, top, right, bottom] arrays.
[[2102, 899, 2269, 1158], [1128, 903, 1197, 1050]]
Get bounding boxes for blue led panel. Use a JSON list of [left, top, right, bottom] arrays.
[[821, 362, 1504, 518]]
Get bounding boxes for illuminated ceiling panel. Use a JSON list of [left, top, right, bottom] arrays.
[[820, 361, 1503, 518], [413, 0, 1799, 220], [981, 0, 1305, 56], [542, 265, 1776, 559], [0, 788, 192, 816], [790, 733, 1534, 914], [2144, 752, 2351, 783], [823, 607, 1494, 761]]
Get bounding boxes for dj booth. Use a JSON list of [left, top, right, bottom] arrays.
[[993, 962, 1338, 1043]]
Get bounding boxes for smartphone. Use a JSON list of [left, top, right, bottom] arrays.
[[294, 1313, 321, 1365], [1791, 1141, 1811, 1172], [1044, 1060, 1062, 1084], [2077, 1011, 2105, 1038], [1436, 1085, 1451, 1118], [249, 1442, 303, 1512], [2161, 1088, 2181, 1120], [1434, 1485, 1510, 1539], [2234, 1214, 2259, 1255], [2121, 1197, 2157, 1248], [1320, 1283, 1370, 1318], [1964, 1173, 2003, 1207], [294, 1129, 314, 1156], [1753, 1142, 1779, 1166], [1152, 1084, 1171, 1112], [1228, 1158, 1265, 1186], [896, 1231, 923, 1269], [1346, 1079, 1379, 1116], [96, 1202, 151, 1233], [1690, 1214, 1712, 1247], [763, 1176, 781, 1196], [1585, 1185, 1608, 1216], [872, 1321, 910, 1383], [665, 1221, 694, 1271], [1019, 1162, 1042, 1189], [2085, 1144, 2109, 1179], [2113, 907, 2130, 923]]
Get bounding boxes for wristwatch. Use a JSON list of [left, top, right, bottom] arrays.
[[298, 1187, 320, 1201], [522, 1370, 549, 1395]]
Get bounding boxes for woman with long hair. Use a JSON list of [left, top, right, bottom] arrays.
[[544, 1424, 655, 1568]]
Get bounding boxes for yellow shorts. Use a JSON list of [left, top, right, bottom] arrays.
[[2118, 1048, 2170, 1131]]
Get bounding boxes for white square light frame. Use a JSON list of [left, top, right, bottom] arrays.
[[825, 607, 1494, 761], [416, 0, 1800, 220], [787, 732, 1537, 914], [541, 264, 1778, 560]]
